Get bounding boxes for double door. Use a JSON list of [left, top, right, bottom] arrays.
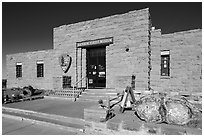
[[87, 47, 106, 88]]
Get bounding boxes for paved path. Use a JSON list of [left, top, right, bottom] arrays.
[[2, 97, 97, 135], [2, 114, 79, 135], [3, 106, 85, 130], [2, 97, 202, 135], [3, 97, 96, 119]]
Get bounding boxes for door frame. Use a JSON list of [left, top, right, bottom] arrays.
[[86, 46, 106, 89]]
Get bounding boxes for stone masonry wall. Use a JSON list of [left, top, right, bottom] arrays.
[[151, 29, 202, 94], [6, 8, 201, 93], [7, 50, 54, 89], [53, 8, 150, 90], [6, 49, 75, 90], [150, 29, 162, 92]]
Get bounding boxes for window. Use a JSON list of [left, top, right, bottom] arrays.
[[161, 50, 170, 76], [37, 61, 44, 77], [16, 62, 22, 78], [63, 76, 71, 89]]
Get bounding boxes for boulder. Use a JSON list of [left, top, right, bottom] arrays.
[[134, 93, 202, 126]]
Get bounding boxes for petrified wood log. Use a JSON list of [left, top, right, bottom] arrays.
[[134, 93, 202, 126]]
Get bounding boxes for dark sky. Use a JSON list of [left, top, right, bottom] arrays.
[[2, 2, 202, 79]]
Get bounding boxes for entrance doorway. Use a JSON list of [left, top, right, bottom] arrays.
[[87, 46, 106, 88]]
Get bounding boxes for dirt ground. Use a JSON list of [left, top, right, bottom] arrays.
[[107, 105, 202, 135], [84, 104, 202, 135]]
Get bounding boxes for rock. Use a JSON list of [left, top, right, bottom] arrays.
[[134, 93, 202, 126], [134, 94, 162, 123]]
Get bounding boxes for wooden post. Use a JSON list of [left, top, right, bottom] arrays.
[[74, 45, 77, 101], [129, 86, 136, 103], [107, 96, 110, 110], [119, 86, 137, 113], [80, 48, 82, 88], [120, 88, 129, 113]]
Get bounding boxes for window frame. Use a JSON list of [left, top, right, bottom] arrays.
[[37, 61, 44, 78], [16, 62, 22, 78], [161, 50, 170, 78], [62, 76, 71, 89]]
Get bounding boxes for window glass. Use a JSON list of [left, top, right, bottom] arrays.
[[37, 63, 44, 77], [63, 76, 71, 89], [161, 51, 170, 76], [16, 64, 22, 78]]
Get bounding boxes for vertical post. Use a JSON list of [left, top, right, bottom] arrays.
[[129, 86, 136, 103], [81, 48, 82, 88], [86, 49, 88, 89], [76, 46, 78, 88], [86, 77, 88, 89], [120, 87, 129, 113], [2, 89, 4, 104], [74, 44, 78, 101], [73, 85, 75, 101], [107, 96, 110, 110]]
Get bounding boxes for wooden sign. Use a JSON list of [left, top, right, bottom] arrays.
[[77, 37, 113, 48], [59, 54, 72, 73]]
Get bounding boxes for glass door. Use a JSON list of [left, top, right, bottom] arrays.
[[87, 47, 106, 88]]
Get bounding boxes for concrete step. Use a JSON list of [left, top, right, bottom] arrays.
[[48, 89, 85, 98], [79, 95, 117, 100], [81, 92, 118, 96], [78, 98, 121, 104], [49, 93, 79, 98], [78, 88, 122, 102], [47, 88, 121, 102], [84, 88, 119, 93], [79, 95, 122, 103], [55, 90, 82, 94]]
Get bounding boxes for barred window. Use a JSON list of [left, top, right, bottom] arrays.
[[37, 61, 44, 77], [63, 76, 71, 89], [161, 50, 170, 76], [16, 63, 22, 78]]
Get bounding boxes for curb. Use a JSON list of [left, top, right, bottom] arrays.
[[44, 96, 99, 102], [44, 95, 75, 100], [2, 113, 85, 134]]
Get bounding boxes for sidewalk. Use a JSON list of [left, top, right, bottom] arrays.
[[2, 97, 202, 135], [2, 114, 79, 135], [2, 97, 97, 133], [3, 97, 96, 119]]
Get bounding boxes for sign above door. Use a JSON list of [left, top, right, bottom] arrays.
[[76, 37, 113, 48]]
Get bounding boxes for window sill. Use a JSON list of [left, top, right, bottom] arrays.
[[160, 76, 170, 79]]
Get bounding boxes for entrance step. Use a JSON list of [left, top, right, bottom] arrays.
[[84, 88, 119, 93], [78, 88, 122, 103], [48, 88, 85, 98]]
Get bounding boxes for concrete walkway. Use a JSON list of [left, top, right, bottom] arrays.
[[2, 97, 97, 134], [3, 97, 96, 119], [2, 97, 202, 135], [2, 114, 80, 135]]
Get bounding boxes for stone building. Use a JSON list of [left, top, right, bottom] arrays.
[[6, 8, 202, 94]]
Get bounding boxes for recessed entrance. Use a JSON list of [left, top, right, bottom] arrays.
[[87, 46, 106, 88]]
